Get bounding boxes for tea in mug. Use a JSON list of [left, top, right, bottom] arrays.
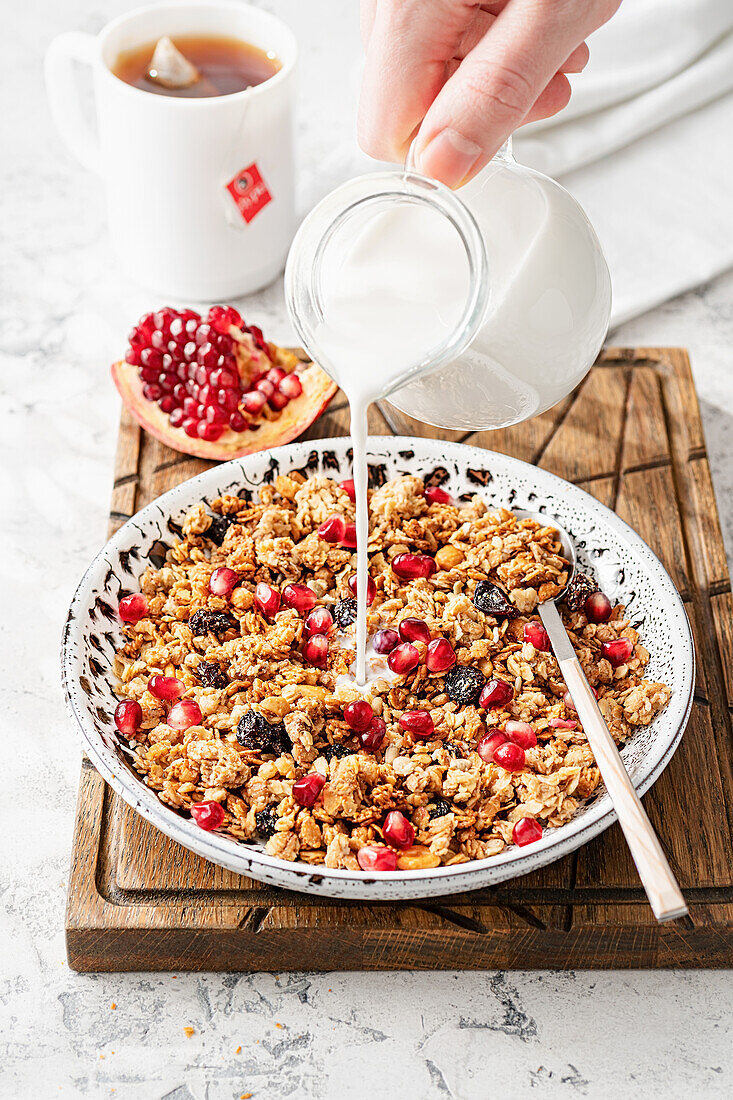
[[113, 34, 280, 97]]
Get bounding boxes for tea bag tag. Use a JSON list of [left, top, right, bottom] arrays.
[[147, 36, 200, 89]]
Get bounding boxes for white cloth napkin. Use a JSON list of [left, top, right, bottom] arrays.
[[513, 0, 733, 327]]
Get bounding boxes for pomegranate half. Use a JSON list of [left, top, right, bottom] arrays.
[[111, 305, 338, 460]]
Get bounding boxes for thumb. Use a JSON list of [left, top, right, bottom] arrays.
[[415, 0, 604, 187]]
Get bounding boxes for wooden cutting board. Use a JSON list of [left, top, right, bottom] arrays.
[[66, 347, 733, 971]]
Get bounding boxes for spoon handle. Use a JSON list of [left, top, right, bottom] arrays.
[[538, 601, 688, 923]]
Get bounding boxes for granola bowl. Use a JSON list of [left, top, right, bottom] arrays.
[[62, 437, 694, 900]]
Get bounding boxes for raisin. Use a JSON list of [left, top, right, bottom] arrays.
[[194, 661, 228, 689], [206, 513, 233, 546], [236, 710, 291, 755], [255, 804, 279, 839], [563, 571, 598, 612], [472, 580, 516, 618], [322, 743, 353, 761], [443, 665, 486, 706], [333, 598, 358, 627], [427, 797, 452, 820], [189, 609, 238, 639]]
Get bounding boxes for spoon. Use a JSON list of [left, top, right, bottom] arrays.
[[514, 509, 688, 923]]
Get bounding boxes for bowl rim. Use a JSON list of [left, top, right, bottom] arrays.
[[61, 435, 695, 899]]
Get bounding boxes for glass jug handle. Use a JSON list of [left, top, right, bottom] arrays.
[[404, 136, 515, 178]]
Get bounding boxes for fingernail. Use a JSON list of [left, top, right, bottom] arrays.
[[417, 129, 482, 188]]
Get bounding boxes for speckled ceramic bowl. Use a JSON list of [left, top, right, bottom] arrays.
[[61, 437, 694, 900]]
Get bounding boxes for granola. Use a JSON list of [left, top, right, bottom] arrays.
[[112, 474, 671, 868]]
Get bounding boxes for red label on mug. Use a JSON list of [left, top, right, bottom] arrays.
[[226, 163, 272, 223]]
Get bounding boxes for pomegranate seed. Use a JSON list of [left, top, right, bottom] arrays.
[[242, 390, 267, 416], [247, 324, 267, 350], [190, 800, 225, 830], [255, 378, 275, 398], [182, 396, 199, 417], [229, 412, 248, 432], [266, 366, 286, 384], [493, 741, 526, 772], [197, 421, 224, 442], [303, 634, 328, 668], [344, 700, 374, 733], [505, 720, 537, 749], [215, 335, 234, 355], [399, 618, 431, 645], [585, 591, 612, 623], [318, 515, 346, 543], [391, 553, 437, 580], [114, 700, 142, 736], [183, 417, 199, 438], [142, 382, 162, 402], [477, 730, 507, 763], [148, 675, 184, 701], [167, 698, 203, 730], [398, 710, 434, 739], [279, 373, 302, 399], [208, 305, 242, 333], [125, 347, 141, 366], [425, 637, 456, 673], [549, 717, 577, 730], [158, 372, 177, 392], [140, 347, 163, 370], [159, 395, 176, 414], [268, 390, 289, 411], [601, 637, 634, 667], [254, 582, 281, 619], [339, 478, 356, 502], [205, 405, 229, 426], [359, 716, 387, 750], [382, 811, 415, 850], [563, 687, 597, 712], [139, 365, 159, 382], [305, 607, 333, 636], [170, 408, 185, 428], [479, 679, 513, 709], [292, 772, 326, 807], [424, 486, 451, 505], [524, 621, 551, 652], [388, 643, 420, 675], [357, 845, 398, 871], [342, 523, 357, 549], [373, 628, 399, 654], [513, 817, 543, 846], [119, 593, 148, 623], [210, 366, 238, 389], [209, 567, 239, 597], [282, 583, 317, 615], [217, 388, 240, 413], [197, 343, 219, 369], [348, 573, 376, 604]]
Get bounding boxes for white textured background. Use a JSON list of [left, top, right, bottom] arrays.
[[1, 2, 732, 1098]]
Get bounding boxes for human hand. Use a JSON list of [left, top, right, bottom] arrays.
[[358, 0, 620, 187]]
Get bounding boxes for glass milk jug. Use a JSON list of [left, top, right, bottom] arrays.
[[285, 144, 611, 431]]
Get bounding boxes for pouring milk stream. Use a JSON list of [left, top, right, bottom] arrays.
[[285, 151, 611, 689]]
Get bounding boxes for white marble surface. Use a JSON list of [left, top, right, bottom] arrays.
[[1, 2, 732, 1098]]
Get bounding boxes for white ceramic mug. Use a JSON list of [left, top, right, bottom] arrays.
[[45, 1, 297, 300]]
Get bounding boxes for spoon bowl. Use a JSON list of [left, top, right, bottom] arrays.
[[513, 507, 577, 600]]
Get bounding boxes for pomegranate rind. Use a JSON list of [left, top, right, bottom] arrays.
[[111, 355, 337, 461]]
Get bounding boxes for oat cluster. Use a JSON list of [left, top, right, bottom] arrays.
[[113, 472, 671, 870]]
